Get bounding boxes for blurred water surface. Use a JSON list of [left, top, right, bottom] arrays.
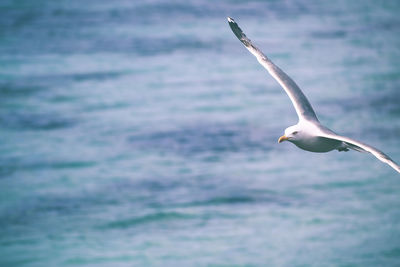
[[1, 0, 400, 266]]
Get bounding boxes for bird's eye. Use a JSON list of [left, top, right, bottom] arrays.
[[293, 131, 298, 135]]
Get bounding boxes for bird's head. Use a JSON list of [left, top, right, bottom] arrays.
[[278, 125, 301, 143]]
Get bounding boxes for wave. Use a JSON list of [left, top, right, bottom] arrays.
[[102, 211, 196, 229], [0, 111, 77, 131]]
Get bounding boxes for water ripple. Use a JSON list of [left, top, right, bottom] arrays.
[[129, 123, 272, 156], [0, 111, 77, 131]]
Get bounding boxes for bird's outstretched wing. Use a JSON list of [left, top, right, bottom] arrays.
[[320, 132, 400, 173], [227, 17, 319, 123]]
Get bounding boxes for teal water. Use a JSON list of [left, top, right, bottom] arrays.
[[1, 0, 400, 266]]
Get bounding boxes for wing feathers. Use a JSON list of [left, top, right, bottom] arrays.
[[322, 133, 400, 174], [227, 17, 319, 122]]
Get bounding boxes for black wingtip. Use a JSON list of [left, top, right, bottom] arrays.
[[227, 16, 245, 41]]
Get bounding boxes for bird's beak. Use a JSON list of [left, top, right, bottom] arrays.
[[278, 135, 289, 143]]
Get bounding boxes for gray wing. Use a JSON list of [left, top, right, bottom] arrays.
[[320, 132, 400, 174], [227, 17, 319, 123]]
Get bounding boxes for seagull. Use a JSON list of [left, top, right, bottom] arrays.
[[227, 17, 400, 174]]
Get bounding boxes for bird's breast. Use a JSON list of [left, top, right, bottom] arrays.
[[291, 136, 341, 153]]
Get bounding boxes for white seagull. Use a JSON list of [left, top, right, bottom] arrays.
[[227, 17, 400, 174]]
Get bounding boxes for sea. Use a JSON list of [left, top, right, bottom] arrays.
[[1, 0, 400, 266]]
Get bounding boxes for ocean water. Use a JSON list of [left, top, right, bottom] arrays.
[[1, 0, 400, 266]]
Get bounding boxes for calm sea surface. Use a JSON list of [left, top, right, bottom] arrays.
[[1, 0, 400, 266]]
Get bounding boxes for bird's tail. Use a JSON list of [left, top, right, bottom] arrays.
[[342, 142, 368, 153]]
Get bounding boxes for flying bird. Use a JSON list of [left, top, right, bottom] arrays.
[[227, 17, 400, 174]]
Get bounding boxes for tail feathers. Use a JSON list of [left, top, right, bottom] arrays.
[[342, 141, 368, 153]]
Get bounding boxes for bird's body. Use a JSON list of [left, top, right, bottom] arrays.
[[227, 17, 400, 174], [283, 121, 342, 153]]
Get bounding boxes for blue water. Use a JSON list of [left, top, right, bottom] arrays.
[[1, 0, 400, 266]]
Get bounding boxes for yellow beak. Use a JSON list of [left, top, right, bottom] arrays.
[[278, 135, 289, 143]]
